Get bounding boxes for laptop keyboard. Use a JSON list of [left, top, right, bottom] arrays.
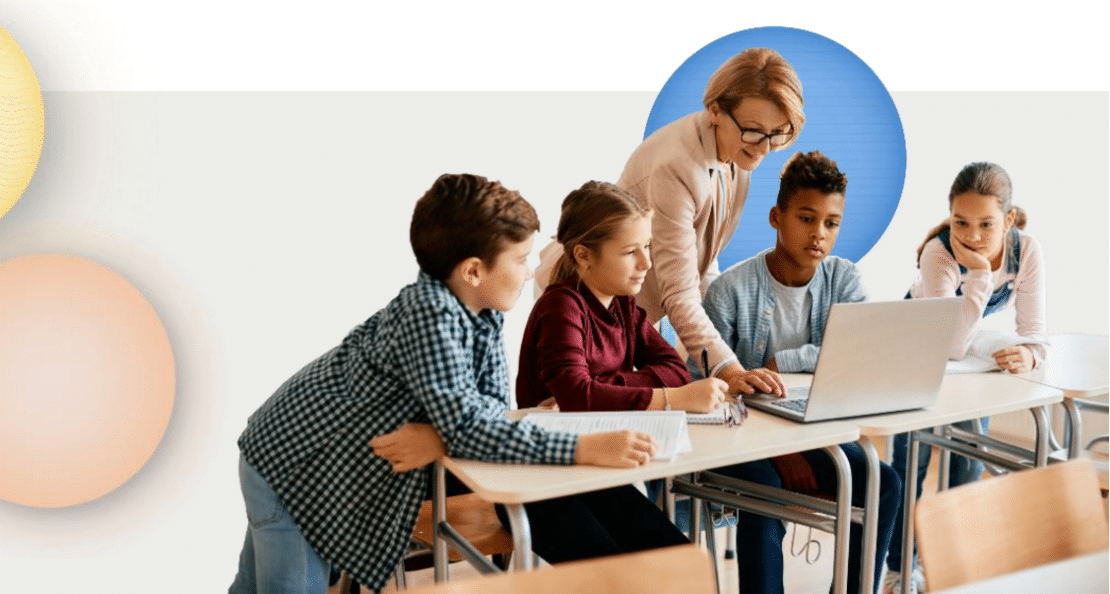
[[757, 387, 811, 413], [770, 398, 808, 412]]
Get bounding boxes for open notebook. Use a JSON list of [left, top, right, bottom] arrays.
[[522, 411, 693, 461]]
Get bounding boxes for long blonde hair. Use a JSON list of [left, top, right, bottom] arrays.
[[550, 181, 652, 285], [916, 162, 1027, 266]]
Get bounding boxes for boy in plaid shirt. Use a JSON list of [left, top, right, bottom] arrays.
[[230, 174, 659, 594]]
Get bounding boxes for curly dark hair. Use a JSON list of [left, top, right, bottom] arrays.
[[410, 173, 539, 280], [775, 150, 847, 210]]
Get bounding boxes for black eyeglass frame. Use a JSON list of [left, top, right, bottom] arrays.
[[726, 111, 793, 147]]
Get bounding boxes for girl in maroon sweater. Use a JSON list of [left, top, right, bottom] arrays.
[[517, 181, 728, 414]]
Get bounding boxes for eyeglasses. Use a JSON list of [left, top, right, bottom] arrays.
[[727, 111, 792, 147]]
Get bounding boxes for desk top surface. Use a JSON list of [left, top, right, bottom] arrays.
[[774, 372, 1062, 436], [1014, 333, 1109, 399], [443, 411, 859, 504]]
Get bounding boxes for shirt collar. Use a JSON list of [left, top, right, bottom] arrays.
[[416, 270, 504, 330]]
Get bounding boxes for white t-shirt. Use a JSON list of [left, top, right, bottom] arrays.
[[768, 274, 813, 358]]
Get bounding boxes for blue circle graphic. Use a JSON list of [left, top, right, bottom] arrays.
[[645, 27, 906, 266]]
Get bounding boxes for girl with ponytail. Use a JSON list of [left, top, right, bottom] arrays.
[[910, 161, 1045, 369], [517, 180, 729, 413], [884, 162, 1047, 594]]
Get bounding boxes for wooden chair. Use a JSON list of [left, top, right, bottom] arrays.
[[400, 544, 715, 594], [915, 458, 1109, 591], [337, 493, 513, 592]]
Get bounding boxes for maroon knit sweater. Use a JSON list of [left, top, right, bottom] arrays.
[[516, 280, 692, 412]]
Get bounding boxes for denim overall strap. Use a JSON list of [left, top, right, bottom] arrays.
[[904, 228, 1021, 316]]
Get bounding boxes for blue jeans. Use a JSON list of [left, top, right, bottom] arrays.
[[714, 443, 902, 594], [886, 418, 988, 571], [229, 457, 329, 594]]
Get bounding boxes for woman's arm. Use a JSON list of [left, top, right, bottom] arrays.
[[645, 168, 736, 372]]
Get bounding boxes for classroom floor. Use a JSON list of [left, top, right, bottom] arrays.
[[337, 452, 947, 594]]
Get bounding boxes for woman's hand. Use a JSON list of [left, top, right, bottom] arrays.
[[950, 235, 992, 271], [370, 423, 446, 472], [670, 378, 730, 413], [992, 345, 1035, 374], [575, 431, 657, 468], [770, 453, 819, 492], [718, 362, 786, 396]]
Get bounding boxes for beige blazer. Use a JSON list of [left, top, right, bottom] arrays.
[[537, 110, 748, 375]]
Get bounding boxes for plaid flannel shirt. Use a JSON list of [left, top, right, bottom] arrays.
[[238, 272, 577, 592]]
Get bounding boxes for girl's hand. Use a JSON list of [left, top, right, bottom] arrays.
[[771, 453, 819, 492], [720, 362, 786, 396], [370, 423, 446, 472], [671, 378, 730, 413], [950, 235, 992, 271], [575, 431, 657, 468], [992, 345, 1035, 374]]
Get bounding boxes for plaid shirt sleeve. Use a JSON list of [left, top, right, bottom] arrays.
[[394, 294, 577, 465]]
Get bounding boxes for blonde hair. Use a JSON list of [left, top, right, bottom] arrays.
[[550, 182, 652, 285], [916, 162, 1028, 265], [702, 47, 805, 149]]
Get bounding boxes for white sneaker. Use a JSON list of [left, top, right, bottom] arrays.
[[881, 566, 926, 594], [881, 570, 916, 594], [912, 564, 927, 592]]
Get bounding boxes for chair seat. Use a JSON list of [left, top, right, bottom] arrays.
[[412, 493, 513, 561]]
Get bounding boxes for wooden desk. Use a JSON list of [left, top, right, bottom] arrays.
[[1013, 333, 1109, 458], [437, 412, 860, 591], [929, 550, 1109, 594]]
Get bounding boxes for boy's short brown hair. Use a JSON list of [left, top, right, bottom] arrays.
[[776, 150, 848, 210], [410, 173, 540, 280]]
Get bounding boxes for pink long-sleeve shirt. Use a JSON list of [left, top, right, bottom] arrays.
[[909, 230, 1047, 362]]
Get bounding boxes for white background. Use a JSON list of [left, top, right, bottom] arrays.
[[0, 2, 1106, 592]]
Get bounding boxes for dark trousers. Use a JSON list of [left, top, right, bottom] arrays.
[[713, 442, 902, 594], [495, 484, 690, 564]]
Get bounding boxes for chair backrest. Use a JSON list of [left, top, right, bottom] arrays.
[[402, 544, 715, 594], [915, 458, 1109, 590]]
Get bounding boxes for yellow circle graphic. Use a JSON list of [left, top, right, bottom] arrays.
[[0, 27, 44, 221], [0, 255, 176, 507]]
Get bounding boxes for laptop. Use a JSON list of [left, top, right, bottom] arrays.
[[745, 298, 961, 423]]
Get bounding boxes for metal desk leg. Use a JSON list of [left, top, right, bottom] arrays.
[[433, 461, 449, 582], [937, 425, 951, 491], [701, 499, 721, 594], [663, 475, 676, 522], [689, 494, 702, 544], [822, 444, 852, 594], [859, 436, 882, 594], [1062, 398, 1082, 459], [503, 503, 535, 570], [1031, 405, 1050, 466], [900, 431, 922, 594]]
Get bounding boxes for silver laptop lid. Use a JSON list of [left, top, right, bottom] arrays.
[[803, 297, 961, 421]]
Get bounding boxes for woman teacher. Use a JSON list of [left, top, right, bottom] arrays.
[[539, 47, 804, 395]]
